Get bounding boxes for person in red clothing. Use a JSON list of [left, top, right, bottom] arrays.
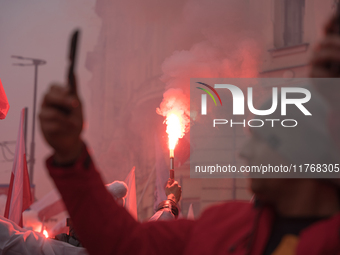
[[39, 24, 340, 255], [310, 15, 340, 151]]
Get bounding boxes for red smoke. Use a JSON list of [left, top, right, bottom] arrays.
[[157, 0, 263, 135]]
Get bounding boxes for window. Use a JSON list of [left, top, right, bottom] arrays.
[[274, 0, 305, 48]]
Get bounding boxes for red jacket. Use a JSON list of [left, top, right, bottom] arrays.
[[47, 147, 340, 255]]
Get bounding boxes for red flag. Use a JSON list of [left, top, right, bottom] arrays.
[[124, 167, 137, 220], [0, 78, 10, 119], [4, 108, 33, 227]]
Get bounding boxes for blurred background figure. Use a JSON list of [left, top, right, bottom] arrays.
[[0, 214, 88, 255], [106, 181, 128, 206], [311, 14, 340, 156], [238, 86, 340, 254]]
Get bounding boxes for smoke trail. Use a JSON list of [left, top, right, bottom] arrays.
[[157, 0, 263, 134]]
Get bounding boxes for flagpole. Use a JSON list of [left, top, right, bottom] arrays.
[[11, 56, 46, 186], [24, 107, 28, 158], [29, 62, 38, 186]]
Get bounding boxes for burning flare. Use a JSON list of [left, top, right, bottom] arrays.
[[157, 88, 190, 178], [166, 112, 183, 156], [43, 229, 49, 238]]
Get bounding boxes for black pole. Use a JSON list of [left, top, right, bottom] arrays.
[[29, 63, 38, 186], [24, 107, 28, 156]]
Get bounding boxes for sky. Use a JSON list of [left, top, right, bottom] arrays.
[[0, 0, 101, 199]]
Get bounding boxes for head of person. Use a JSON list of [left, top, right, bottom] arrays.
[[309, 15, 340, 150], [106, 181, 128, 206], [239, 85, 340, 210]]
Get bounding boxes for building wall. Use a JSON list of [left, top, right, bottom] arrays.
[[259, 0, 335, 78]]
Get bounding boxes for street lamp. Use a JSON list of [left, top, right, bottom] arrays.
[[12, 55, 46, 186]]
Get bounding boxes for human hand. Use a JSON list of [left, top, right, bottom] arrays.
[[165, 178, 182, 203], [39, 83, 84, 164]]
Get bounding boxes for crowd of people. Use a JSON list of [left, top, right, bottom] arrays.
[[0, 171, 181, 254]]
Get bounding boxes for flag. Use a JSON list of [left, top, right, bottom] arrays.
[[154, 135, 168, 211], [124, 167, 137, 220], [0, 78, 9, 119], [187, 203, 195, 219], [4, 108, 32, 226]]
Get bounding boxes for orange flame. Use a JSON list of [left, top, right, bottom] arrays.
[[43, 230, 49, 238], [166, 112, 184, 156]]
